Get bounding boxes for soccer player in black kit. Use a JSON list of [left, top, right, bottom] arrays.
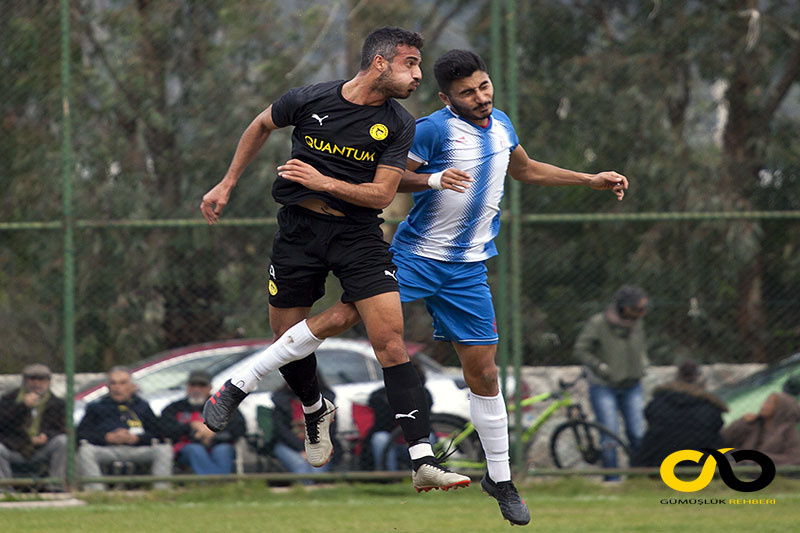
[[200, 27, 470, 492]]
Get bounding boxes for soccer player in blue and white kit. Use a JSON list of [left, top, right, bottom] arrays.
[[391, 50, 627, 525]]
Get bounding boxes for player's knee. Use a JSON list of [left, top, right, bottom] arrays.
[[327, 304, 360, 332], [466, 364, 499, 394], [372, 336, 409, 367]]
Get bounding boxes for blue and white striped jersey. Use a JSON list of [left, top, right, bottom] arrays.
[[391, 106, 519, 262]]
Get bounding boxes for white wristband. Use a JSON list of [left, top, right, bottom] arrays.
[[427, 171, 444, 190]]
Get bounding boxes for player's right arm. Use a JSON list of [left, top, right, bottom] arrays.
[[200, 105, 281, 225]]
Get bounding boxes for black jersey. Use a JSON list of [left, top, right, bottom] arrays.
[[270, 80, 416, 222]]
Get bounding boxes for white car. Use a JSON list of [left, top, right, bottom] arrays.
[[74, 337, 473, 437]]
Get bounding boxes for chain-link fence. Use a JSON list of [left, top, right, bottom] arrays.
[[3, 1, 800, 489]]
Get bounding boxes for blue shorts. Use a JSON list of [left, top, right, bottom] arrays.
[[391, 248, 498, 345]]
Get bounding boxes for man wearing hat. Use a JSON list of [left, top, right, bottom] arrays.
[[160, 370, 245, 475], [0, 364, 67, 487]]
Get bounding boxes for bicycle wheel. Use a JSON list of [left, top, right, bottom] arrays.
[[382, 414, 484, 471], [431, 414, 484, 468], [549, 420, 630, 470]]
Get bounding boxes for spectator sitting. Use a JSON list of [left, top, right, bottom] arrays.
[[0, 364, 67, 489], [271, 375, 336, 483], [722, 391, 800, 466], [632, 359, 728, 467], [367, 359, 433, 471], [77, 366, 172, 491], [161, 370, 246, 475]]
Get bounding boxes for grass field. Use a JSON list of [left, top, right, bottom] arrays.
[[3, 476, 799, 532]]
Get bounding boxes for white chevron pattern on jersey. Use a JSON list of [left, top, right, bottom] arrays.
[[393, 106, 519, 263]]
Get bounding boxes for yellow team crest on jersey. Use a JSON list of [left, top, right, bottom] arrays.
[[269, 280, 278, 296], [369, 123, 388, 141]]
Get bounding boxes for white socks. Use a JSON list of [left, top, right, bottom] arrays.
[[230, 320, 323, 393], [408, 442, 435, 460], [302, 395, 323, 414], [470, 390, 511, 482]]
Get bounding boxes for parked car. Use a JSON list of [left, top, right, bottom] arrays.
[[713, 352, 800, 423], [74, 337, 475, 437]]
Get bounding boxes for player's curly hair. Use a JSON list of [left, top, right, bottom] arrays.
[[433, 49, 488, 93], [360, 27, 424, 71]]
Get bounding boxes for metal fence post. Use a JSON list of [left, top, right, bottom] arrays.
[[60, 0, 77, 490], [505, 0, 524, 473]]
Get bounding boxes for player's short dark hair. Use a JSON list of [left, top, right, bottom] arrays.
[[360, 26, 423, 71], [434, 49, 488, 93]]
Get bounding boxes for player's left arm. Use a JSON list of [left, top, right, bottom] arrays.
[[397, 159, 474, 193], [507, 145, 628, 200], [277, 159, 402, 209]]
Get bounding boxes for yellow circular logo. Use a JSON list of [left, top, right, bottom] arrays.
[[369, 123, 388, 141], [268, 280, 278, 296]]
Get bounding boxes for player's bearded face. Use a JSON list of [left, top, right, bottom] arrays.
[[375, 46, 422, 99], [377, 64, 420, 99], [449, 96, 492, 122], [443, 71, 494, 124]]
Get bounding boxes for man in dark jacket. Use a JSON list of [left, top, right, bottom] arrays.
[[0, 364, 67, 486], [77, 366, 172, 491], [161, 370, 245, 474], [633, 359, 728, 467]]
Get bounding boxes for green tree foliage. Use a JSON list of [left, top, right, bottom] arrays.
[[497, 0, 800, 364], [2, 0, 798, 372]]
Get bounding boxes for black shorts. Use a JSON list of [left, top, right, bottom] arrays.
[[268, 205, 399, 308]]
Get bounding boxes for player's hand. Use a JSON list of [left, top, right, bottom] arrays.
[[200, 182, 234, 225], [440, 168, 474, 193], [278, 159, 331, 192], [588, 171, 628, 201]]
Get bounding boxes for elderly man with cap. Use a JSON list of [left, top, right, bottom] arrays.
[[160, 370, 246, 475], [574, 285, 650, 479], [0, 364, 67, 487]]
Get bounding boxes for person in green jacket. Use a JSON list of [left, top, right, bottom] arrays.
[[574, 285, 649, 478]]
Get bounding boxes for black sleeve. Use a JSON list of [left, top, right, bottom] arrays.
[[42, 397, 66, 437], [159, 402, 191, 442], [77, 404, 105, 445], [367, 388, 394, 431], [270, 87, 303, 128], [272, 391, 304, 452], [377, 110, 415, 170], [0, 391, 26, 428], [135, 402, 162, 444]]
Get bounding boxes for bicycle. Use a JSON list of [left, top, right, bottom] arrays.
[[381, 373, 631, 475]]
